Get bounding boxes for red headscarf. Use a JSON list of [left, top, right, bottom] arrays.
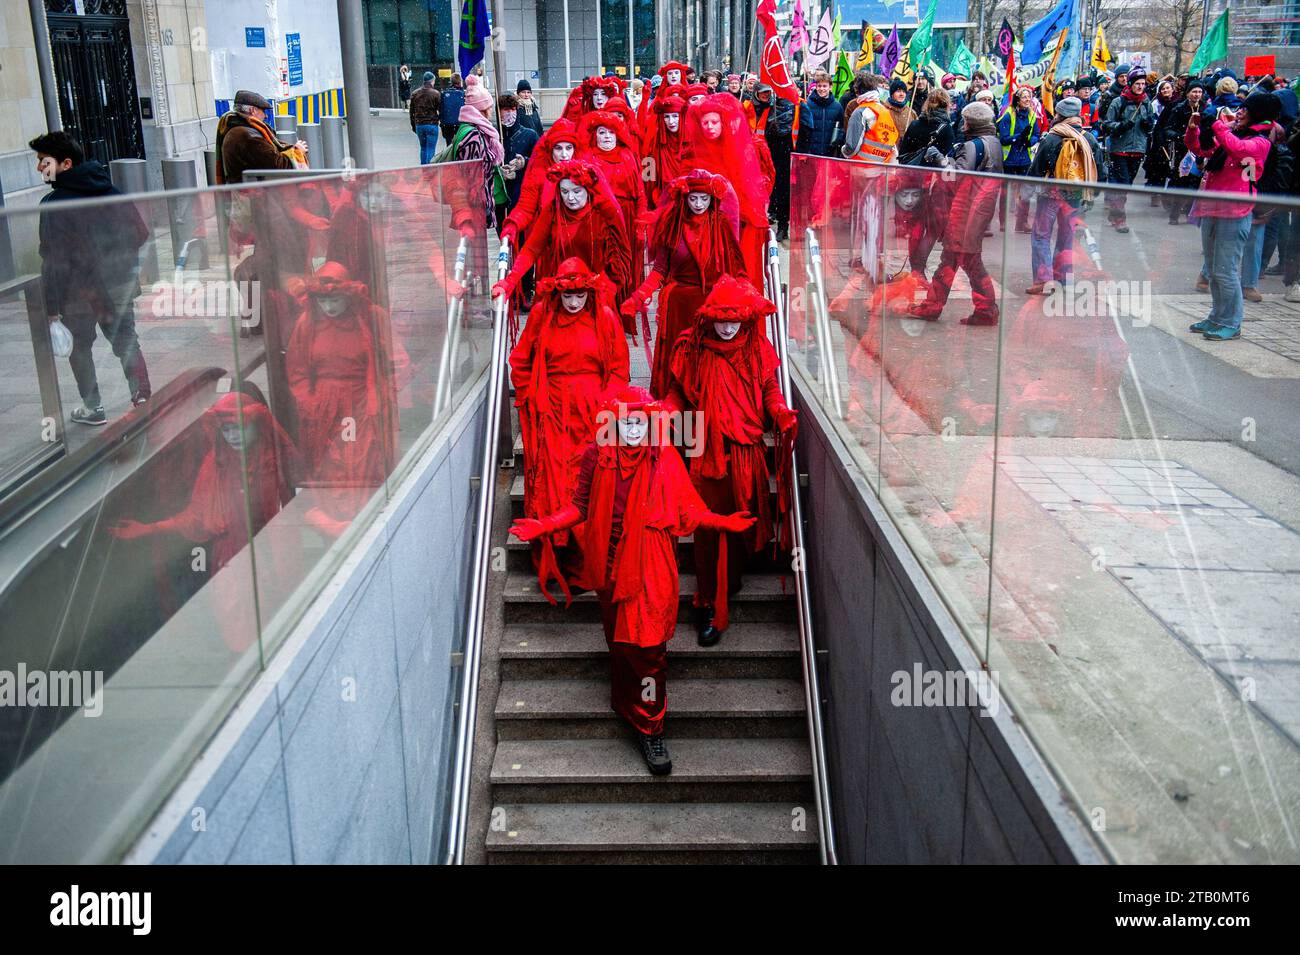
[[680, 93, 771, 229], [649, 169, 744, 283]]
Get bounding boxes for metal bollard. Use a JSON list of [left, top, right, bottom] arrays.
[[0, 167, 13, 284], [161, 157, 208, 270], [274, 110, 297, 133], [320, 115, 346, 169], [202, 148, 217, 186], [111, 158, 159, 284], [297, 122, 323, 169]]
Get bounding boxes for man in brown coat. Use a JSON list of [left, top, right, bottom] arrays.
[[409, 71, 443, 163], [216, 90, 302, 184]]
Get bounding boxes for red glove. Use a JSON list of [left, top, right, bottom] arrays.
[[773, 407, 798, 438], [447, 279, 467, 299], [619, 294, 644, 318], [492, 276, 516, 301], [701, 510, 756, 534], [500, 222, 518, 245], [459, 222, 477, 241], [108, 519, 153, 541], [510, 504, 582, 541]]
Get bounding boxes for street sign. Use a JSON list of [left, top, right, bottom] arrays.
[[245, 27, 265, 48], [286, 32, 303, 88]]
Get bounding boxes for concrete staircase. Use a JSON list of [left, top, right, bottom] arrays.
[[484, 432, 820, 864]]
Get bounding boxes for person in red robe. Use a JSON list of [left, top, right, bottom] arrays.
[[621, 170, 745, 398], [108, 393, 296, 652], [510, 257, 630, 601], [284, 261, 410, 534], [493, 160, 633, 325], [510, 386, 755, 774], [577, 111, 646, 287], [664, 275, 797, 645], [680, 93, 774, 285], [499, 118, 580, 243], [644, 87, 687, 207]]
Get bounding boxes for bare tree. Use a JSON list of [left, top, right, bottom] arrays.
[[1135, 0, 1202, 75]]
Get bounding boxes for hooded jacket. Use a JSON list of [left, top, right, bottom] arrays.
[[796, 91, 845, 156]]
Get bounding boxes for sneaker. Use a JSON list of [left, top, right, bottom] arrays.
[[1203, 325, 1241, 341], [1195, 276, 1210, 293], [1286, 283, 1300, 303], [71, 405, 107, 426], [131, 393, 150, 407], [1114, 224, 1130, 234], [1242, 287, 1263, 303], [1188, 320, 1213, 333], [638, 733, 673, 775]]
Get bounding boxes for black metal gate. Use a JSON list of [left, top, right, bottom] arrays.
[[47, 7, 144, 165]]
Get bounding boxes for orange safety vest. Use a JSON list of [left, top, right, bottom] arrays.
[[850, 101, 899, 164]]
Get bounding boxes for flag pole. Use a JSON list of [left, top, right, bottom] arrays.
[[743, 11, 759, 76]]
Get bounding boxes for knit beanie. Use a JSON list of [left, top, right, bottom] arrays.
[[464, 74, 494, 113]]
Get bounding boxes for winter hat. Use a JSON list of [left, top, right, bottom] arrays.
[[1114, 63, 1130, 79], [1127, 65, 1147, 85], [1244, 90, 1282, 124], [974, 88, 996, 104], [889, 78, 908, 97], [423, 71, 435, 83], [1216, 76, 1239, 96], [961, 101, 995, 129], [516, 78, 533, 93], [650, 74, 663, 88], [697, 274, 775, 325], [464, 74, 493, 113], [1055, 96, 1082, 119]]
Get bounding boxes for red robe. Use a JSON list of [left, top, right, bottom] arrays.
[[509, 300, 630, 597], [573, 442, 711, 647], [508, 198, 633, 308], [580, 145, 647, 295]]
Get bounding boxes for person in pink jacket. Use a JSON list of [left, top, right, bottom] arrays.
[[1183, 91, 1278, 340]]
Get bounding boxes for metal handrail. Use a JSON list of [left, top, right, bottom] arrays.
[[433, 236, 470, 416], [768, 230, 838, 865], [445, 235, 512, 865], [803, 227, 844, 418]]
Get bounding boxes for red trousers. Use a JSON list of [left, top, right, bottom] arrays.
[[692, 474, 746, 614], [597, 588, 669, 736]]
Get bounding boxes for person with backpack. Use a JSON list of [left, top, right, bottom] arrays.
[[1101, 66, 1155, 233], [906, 101, 1004, 325], [440, 74, 466, 145], [1182, 91, 1278, 341], [435, 75, 506, 232], [1025, 97, 1104, 295], [29, 131, 151, 425]]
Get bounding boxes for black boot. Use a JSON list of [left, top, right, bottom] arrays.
[[638, 733, 672, 775], [776, 224, 789, 242], [695, 605, 723, 647]]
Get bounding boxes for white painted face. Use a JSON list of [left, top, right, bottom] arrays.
[[219, 422, 247, 449], [713, 320, 742, 340], [592, 88, 609, 108], [595, 126, 618, 151], [617, 411, 649, 445], [560, 290, 589, 313], [559, 178, 589, 210], [552, 141, 575, 162], [667, 69, 682, 85], [700, 112, 723, 139], [686, 190, 712, 215], [689, 93, 706, 106], [663, 112, 680, 132], [316, 293, 349, 318]]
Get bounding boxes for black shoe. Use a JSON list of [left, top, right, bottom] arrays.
[[776, 226, 789, 242], [695, 605, 723, 646], [71, 405, 107, 426], [638, 733, 672, 775]]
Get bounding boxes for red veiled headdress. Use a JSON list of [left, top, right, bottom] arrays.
[[682, 83, 710, 105], [657, 61, 690, 82], [546, 158, 602, 191], [599, 384, 662, 422], [537, 256, 616, 299], [291, 260, 370, 303], [648, 169, 743, 280], [696, 274, 776, 326], [654, 88, 686, 115], [681, 93, 769, 227], [537, 117, 579, 153], [578, 110, 636, 152]]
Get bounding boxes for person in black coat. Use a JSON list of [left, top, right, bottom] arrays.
[[440, 74, 466, 145], [796, 70, 845, 156], [515, 78, 545, 137], [755, 85, 796, 241], [898, 88, 955, 159], [30, 130, 151, 424]]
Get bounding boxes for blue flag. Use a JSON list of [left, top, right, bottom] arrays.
[[1020, 0, 1077, 66], [458, 0, 492, 79]]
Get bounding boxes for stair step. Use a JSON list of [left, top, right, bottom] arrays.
[[486, 802, 818, 859], [512, 431, 776, 461], [501, 622, 798, 658], [495, 677, 804, 721], [491, 738, 811, 786], [502, 571, 793, 604], [510, 472, 778, 503]]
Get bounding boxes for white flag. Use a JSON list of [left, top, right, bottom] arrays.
[[805, 9, 834, 71]]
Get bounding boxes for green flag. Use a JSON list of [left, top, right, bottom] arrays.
[[908, 0, 939, 66], [833, 50, 853, 97], [831, 9, 842, 51], [1189, 9, 1229, 76], [948, 40, 976, 78]]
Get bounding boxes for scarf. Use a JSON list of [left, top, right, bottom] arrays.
[[1049, 118, 1099, 183], [457, 104, 505, 164], [1122, 86, 1147, 105]]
